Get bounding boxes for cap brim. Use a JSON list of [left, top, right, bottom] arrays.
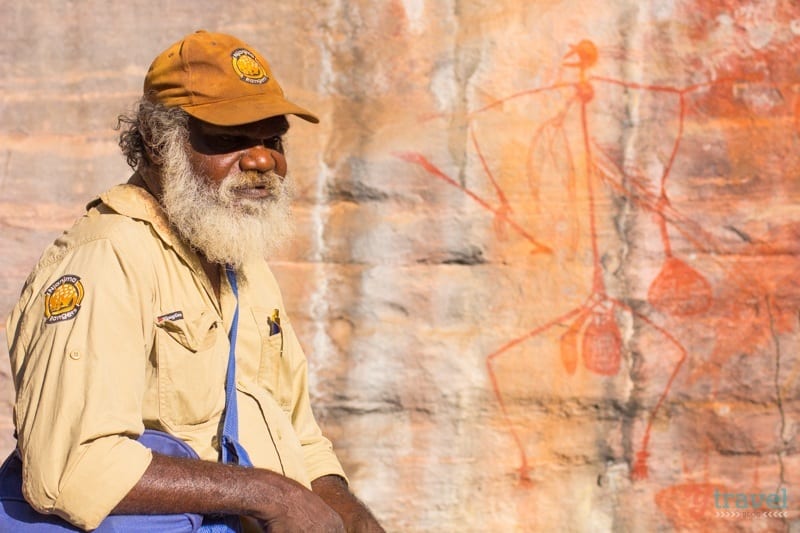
[[180, 95, 319, 126]]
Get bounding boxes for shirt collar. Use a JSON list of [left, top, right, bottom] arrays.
[[94, 173, 178, 247], [92, 174, 222, 309]]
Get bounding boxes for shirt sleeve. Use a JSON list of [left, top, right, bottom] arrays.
[[8, 235, 153, 529], [282, 323, 348, 484]]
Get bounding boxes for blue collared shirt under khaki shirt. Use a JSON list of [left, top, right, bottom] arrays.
[[5, 180, 346, 529]]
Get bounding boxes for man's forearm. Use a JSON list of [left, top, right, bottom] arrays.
[[112, 453, 344, 531]]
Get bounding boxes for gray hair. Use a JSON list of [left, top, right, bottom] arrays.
[[117, 99, 189, 170]]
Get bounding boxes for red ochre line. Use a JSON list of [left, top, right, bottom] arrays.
[[485, 304, 592, 475], [513, 99, 582, 258], [469, 82, 577, 116], [577, 98, 607, 293], [591, 146, 765, 297], [470, 125, 510, 209], [591, 144, 718, 256], [591, 148, 680, 227], [661, 93, 686, 195], [654, 90, 686, 258], [485, 292, 687, 482], [396, 152, 553, 254], [592, 152, 679, 256], [627, 307, 688, 479], [590, 75, 734, 95], [658, 202, 673, 258], [526, 101, 578, 188], [486, 303, 594, 365], [469, 75, 738, 121]]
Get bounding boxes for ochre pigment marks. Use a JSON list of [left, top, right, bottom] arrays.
[[399, 37, 796, 485]]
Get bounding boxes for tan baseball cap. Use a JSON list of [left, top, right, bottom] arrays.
[[143, 30, 319, 126]]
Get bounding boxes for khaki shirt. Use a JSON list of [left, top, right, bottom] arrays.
[[6, 181, 346, 530]]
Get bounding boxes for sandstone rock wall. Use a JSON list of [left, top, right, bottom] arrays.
[[2, 1, 799, 531]]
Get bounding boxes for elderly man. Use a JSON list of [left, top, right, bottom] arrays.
[[4, 30, 383, 532]]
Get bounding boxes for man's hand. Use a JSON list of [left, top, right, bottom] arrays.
[[113, 453, 344, 531], [311, 475, 385, 533], [255, 476, 344, 533]]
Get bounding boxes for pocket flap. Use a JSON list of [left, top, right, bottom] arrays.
[[155, 310, 219, 352]]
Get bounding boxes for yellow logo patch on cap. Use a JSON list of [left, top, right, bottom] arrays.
[[44, 275, 85, 324], [231, 48, 268, 85]]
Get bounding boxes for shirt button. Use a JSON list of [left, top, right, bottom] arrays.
[[68, 350, 81, 360]]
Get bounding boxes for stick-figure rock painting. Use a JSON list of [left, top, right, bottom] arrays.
[[399, 35, 799, 489]]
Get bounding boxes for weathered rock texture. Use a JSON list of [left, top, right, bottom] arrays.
[[2, 1, 800, 531]]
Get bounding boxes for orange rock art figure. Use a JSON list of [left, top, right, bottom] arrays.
[[399, 39, 733, 482]]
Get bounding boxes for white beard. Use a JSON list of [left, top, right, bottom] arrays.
[[159, 138, 295, 270]]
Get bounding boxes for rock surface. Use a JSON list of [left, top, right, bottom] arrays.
[[1, 1, 800, 531]]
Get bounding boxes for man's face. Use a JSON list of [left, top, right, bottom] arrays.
[[185, 115, 290, 191], [157, 114, 296, 269]]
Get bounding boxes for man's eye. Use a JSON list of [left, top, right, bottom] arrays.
[[206, 134, 242, 149], [264, 136, 284, 152]]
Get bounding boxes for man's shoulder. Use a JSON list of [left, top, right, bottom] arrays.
[[60, 202, 154, 254], [28, 190, 160, 280], [8, 193, 161, 343]]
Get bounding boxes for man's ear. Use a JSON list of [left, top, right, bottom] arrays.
[[143, 143, 164, 166], [139, 119, 166, 167], [137, 162, 165, 200]]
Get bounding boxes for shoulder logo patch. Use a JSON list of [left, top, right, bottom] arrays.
[[231, 48, 269, 84], [44, 275, 84, 324]]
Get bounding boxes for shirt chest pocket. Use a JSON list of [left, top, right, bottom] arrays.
[[155, 309, 227, 427]]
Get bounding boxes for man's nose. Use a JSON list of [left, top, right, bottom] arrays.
[[239, 145, 278, 172]]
